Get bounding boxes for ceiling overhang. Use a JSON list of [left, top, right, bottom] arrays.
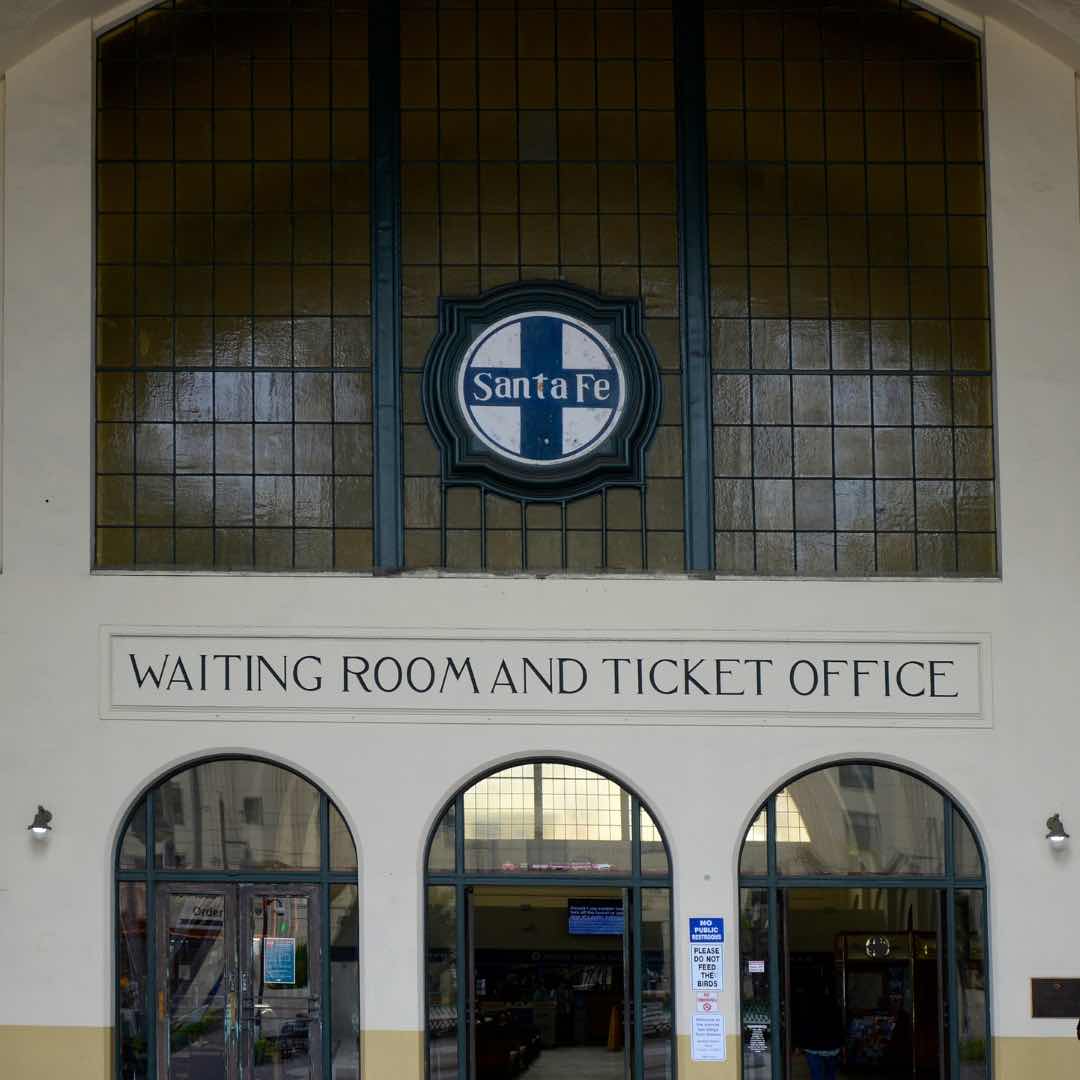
[[1, 0, 1078, 85]]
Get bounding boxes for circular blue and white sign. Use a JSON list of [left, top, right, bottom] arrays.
[[456, 311, 627, 467]]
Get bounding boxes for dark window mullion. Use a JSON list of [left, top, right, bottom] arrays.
[[145, 787, 157, 1080], [320, 793, 334, 1079], [676, 0, 714, 571], [371, 0, 404, 568]]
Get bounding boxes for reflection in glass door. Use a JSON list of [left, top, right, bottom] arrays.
[[243, 886, 322, 1079], [116, 759, 359, 1080], [158, 887, 235, 1080], [157, 884, 322, 1080]]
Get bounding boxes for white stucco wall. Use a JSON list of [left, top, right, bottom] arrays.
[[1, 5, 1079, 1055]]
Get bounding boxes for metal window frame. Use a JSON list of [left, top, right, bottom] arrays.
[[111, 754, 359, 1080], [422, 756, 676, 1080], [371, 0, 404, 569], [736, 759, 991, 1080], [676, 0, 715, 571]]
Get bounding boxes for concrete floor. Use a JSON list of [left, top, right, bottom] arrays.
[[522, 1046, 626, 1079]]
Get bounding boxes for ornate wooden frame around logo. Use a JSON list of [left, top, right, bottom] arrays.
[[422, 282, 663, 500]]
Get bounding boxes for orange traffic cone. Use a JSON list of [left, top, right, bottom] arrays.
[[607, 1004, 624, 1051]]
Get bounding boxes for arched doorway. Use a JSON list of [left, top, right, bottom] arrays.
[[114, 756, 360, 1080], [737, 761, 988, 1080], [425, 760, 674, 1079]]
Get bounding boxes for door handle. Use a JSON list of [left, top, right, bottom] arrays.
[[225, 991, 239, 1041]]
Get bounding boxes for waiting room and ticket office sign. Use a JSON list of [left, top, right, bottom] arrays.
[[103, 629, 991, 727]]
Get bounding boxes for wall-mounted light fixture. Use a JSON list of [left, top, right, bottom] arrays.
[[27, 806, 52, 837], [1046, 814, 1069, 849]]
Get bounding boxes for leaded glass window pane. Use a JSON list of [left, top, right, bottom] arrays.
[[954, 807, 984, 879], [400, 0, 685, 571], [119, 797, 148, 870], [95, 2, 373, 569], [739, 805, 768, 876], [427, 803, 457, 874], [776, 765, 945, 876], [154, 759, 321, 871], [463, 762, 634, 874], [705, 1, 995, 575], [330, 801, 358, 872], [640, 805, 670, 876]]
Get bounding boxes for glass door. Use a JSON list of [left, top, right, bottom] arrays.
[[157, 883, 323, 1080], [241, 885, 323, 1079], [157, 885, 238, 1080]]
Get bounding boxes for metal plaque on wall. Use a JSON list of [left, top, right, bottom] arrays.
[[1031, 979, 1080, 1018]]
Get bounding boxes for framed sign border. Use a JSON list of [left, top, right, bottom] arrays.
[[100, 626, 993, 727], [422, 281, 663, 500]]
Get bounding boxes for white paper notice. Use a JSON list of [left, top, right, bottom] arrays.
[[691, 1013, 727, 1062]]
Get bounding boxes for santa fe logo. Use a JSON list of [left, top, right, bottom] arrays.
[[457, 311, 627, 467]]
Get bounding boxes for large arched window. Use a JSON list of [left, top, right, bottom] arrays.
[[738, 761, 988, 1080], [94, 0, 996, 578], [115, 756, 359, 1080], [425, 760, 673, 1079]]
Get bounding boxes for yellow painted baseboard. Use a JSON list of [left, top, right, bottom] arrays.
[[676, 1033, 741, 1077], [360, 1029, 424, 1078], [3, 1025, 1076, 1077], [0, 1026, 424, 1079], [994, 1035, 1080, 1074], [0, 1025, 111, 1079]]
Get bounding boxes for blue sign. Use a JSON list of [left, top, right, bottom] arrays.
[[457, 311, 626, 467], [689, 917, 725, 993], [568, 899, 625, 936], [689, 917, 725, 944], [263, 937, 296, 985]]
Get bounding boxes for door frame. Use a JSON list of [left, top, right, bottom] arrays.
[[113, 759, 359, 1080], [155, 882, 240, 1080], [738, 763, 991, 1080], [463, 884, 636, 1080], [156, 881, 325, 1080], [424, 759, 675, 1080], [240, 883, 325, 1078]]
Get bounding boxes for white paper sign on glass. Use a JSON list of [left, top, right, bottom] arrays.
[[691, 1014, 727, 1062]]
